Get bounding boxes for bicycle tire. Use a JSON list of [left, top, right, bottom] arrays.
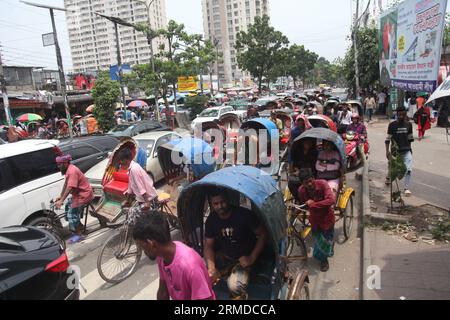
[[286, 232, 307, 262], [286, 270, 310, 300], [97, 227, 142, 284], [31, 215, 67, 251], [343, 195, 354, 240]]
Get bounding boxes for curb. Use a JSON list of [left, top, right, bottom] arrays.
[[360, 160, 371, 300]]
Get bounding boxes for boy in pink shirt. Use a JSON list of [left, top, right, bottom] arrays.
[[133, 211, 215, 300]]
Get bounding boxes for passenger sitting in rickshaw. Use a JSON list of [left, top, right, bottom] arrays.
[[315, 139, 342, 197], [204, 188, 268, 300], [288, 137, 318, 200], [290, 115, 312, 143], [269, 111, 284, 137], [297, 168, 335, 272]]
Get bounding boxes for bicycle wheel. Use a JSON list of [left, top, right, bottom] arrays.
[[286, 232, 307, 262], [30, 216, 67, 251], [97, 227, 142, 284], [286, 270, 310, 300], [343, 195, 354, 240]]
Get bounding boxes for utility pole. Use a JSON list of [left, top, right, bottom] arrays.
[[22, 1, 73, 138], [94, 13, 131, 121], [353, 0, 361, 101], [214, 38, 220, 93], [0, 49, 12, 126], [135, 0, 161, 122]]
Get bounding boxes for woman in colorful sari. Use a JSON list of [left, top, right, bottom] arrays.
[[415, 97, 431, 141]]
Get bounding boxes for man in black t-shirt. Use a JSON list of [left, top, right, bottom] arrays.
[[385, 107, 414, 196], [204, 189, 267, 300]]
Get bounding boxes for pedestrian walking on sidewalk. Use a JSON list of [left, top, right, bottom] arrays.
[[415, 93, 431, 141], [298, 169, 336, 272], [385, 107, 414, 197], [365, 95, 376, 122], [133, 211, 216, 300]]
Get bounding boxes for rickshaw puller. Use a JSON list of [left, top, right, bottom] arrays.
[[118, 148, 157, 210], [55, 154, 94, 243], [204, 189, 268, 300], [298, 169, 336, 272]]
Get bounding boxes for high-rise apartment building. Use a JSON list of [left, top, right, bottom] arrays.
[[64, 0, 167, 73], [202, 0, 269, 87]]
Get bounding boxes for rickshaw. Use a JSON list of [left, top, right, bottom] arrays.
[[324, 99, 340, 115], [346, 100, 364, 117], [284, 128, 355, 261], [95, 137, 178, 284], [238, 118, 281, 176], [157, 137, 217, 199], [201, 113, 241, 165], [177, 166, 310, 300], [307, 114, 337, 132]]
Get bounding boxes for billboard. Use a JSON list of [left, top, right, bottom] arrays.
[[379, 0, 448, 92], [178, 76, 198, 92], [109, 64, 132, 81]]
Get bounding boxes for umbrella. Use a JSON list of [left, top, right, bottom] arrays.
[[128, 100, 148, 108], [16, 113, 42, 122], [86, 104, 95, 113], [426, 75, 450, 104]]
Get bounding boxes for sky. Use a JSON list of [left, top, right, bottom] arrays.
[[0, 0, 446, 72]]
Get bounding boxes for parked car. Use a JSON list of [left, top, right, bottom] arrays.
[[0, 226, 79, 300], [85, 131, 186, 198], [59, 135, 120, 173], [0, 139, 67, 230], [190, 106, 235, 131], [255, 96, 279, 110], [108, 120, 169, 138]]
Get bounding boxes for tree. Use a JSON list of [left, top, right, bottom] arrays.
[[235, 15, 289, 92], [284, 45, 318, 89], [444, 13, 450, 47], [342, 23, 379, 96], [185, 95, 209, 120], [92, 72, 121, 132]]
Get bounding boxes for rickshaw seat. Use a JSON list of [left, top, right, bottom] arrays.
[[103, 171, 129, 196]]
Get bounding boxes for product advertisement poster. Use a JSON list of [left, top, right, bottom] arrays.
[[379, 0, 448, 92]]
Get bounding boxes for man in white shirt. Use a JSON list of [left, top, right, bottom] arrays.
[[377, 91, 387, 115], [337, 105, 353, 133]]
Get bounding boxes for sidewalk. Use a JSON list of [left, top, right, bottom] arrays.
[[362, 118, 450, 300]]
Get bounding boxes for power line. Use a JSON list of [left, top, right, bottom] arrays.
[[2, 0, 66, 23], [1, 45, 72, 60]]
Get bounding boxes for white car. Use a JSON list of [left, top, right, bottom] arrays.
[[0, 139, 67, 229], [190, 106, 235, 131], [85, 131, 187, 198]]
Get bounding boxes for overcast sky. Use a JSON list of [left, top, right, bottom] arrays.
[[0, 0, 447, 72]]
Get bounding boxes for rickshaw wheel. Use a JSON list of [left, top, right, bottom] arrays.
[[286, 270, 310, 300], [343, 195, 354, 240], [97, 227, 142, 284], [286, 233, 307, 263]]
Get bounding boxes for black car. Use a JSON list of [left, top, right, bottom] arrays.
[[0, 226, 79, 300], [59, 135, 119, 173], [108, 120, 170, 138]]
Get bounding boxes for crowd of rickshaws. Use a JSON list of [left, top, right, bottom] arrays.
[[74, 95, 366, 300]]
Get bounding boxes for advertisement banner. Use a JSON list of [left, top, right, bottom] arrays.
[[378, 0, 448, 92], [178, 76, 198, 92]]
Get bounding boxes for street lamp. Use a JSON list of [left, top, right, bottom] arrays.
[[21, 1, 74, 138], [132, 0, 161, 122], [94, 12, 133, 121]]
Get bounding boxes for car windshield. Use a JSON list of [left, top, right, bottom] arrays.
[[199, 109, 219, 117], [137, 139, 155, 156], [109, 124, 130, 133]]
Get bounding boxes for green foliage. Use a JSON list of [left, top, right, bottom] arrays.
[[342, 23, 379, 95], [431, 220, 450, 241], [91, 71, 121, 132], [388, 141, 407, 181], [235, 15, 289, 92], [185, 95, 209, 120], [444, 13, 450, 47], [280, 44, 318, 88]]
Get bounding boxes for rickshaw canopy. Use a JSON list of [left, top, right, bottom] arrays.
[[177, 166, 287, 255], [158, 137, 216, 180], [294, 128, 347, 169], [240, 117, 279, 140], [307, 114, 337, 132]]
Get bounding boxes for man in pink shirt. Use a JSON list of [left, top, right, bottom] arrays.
[[118, 148, 157, 210], [55, 154, 94, 243], [133, 211, 216, 300]]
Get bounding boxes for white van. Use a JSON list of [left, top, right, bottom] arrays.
[[0, 140, 66, 228]]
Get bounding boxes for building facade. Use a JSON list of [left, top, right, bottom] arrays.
[[202, 0, 269, 87], [64, 0, 167, 73]]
